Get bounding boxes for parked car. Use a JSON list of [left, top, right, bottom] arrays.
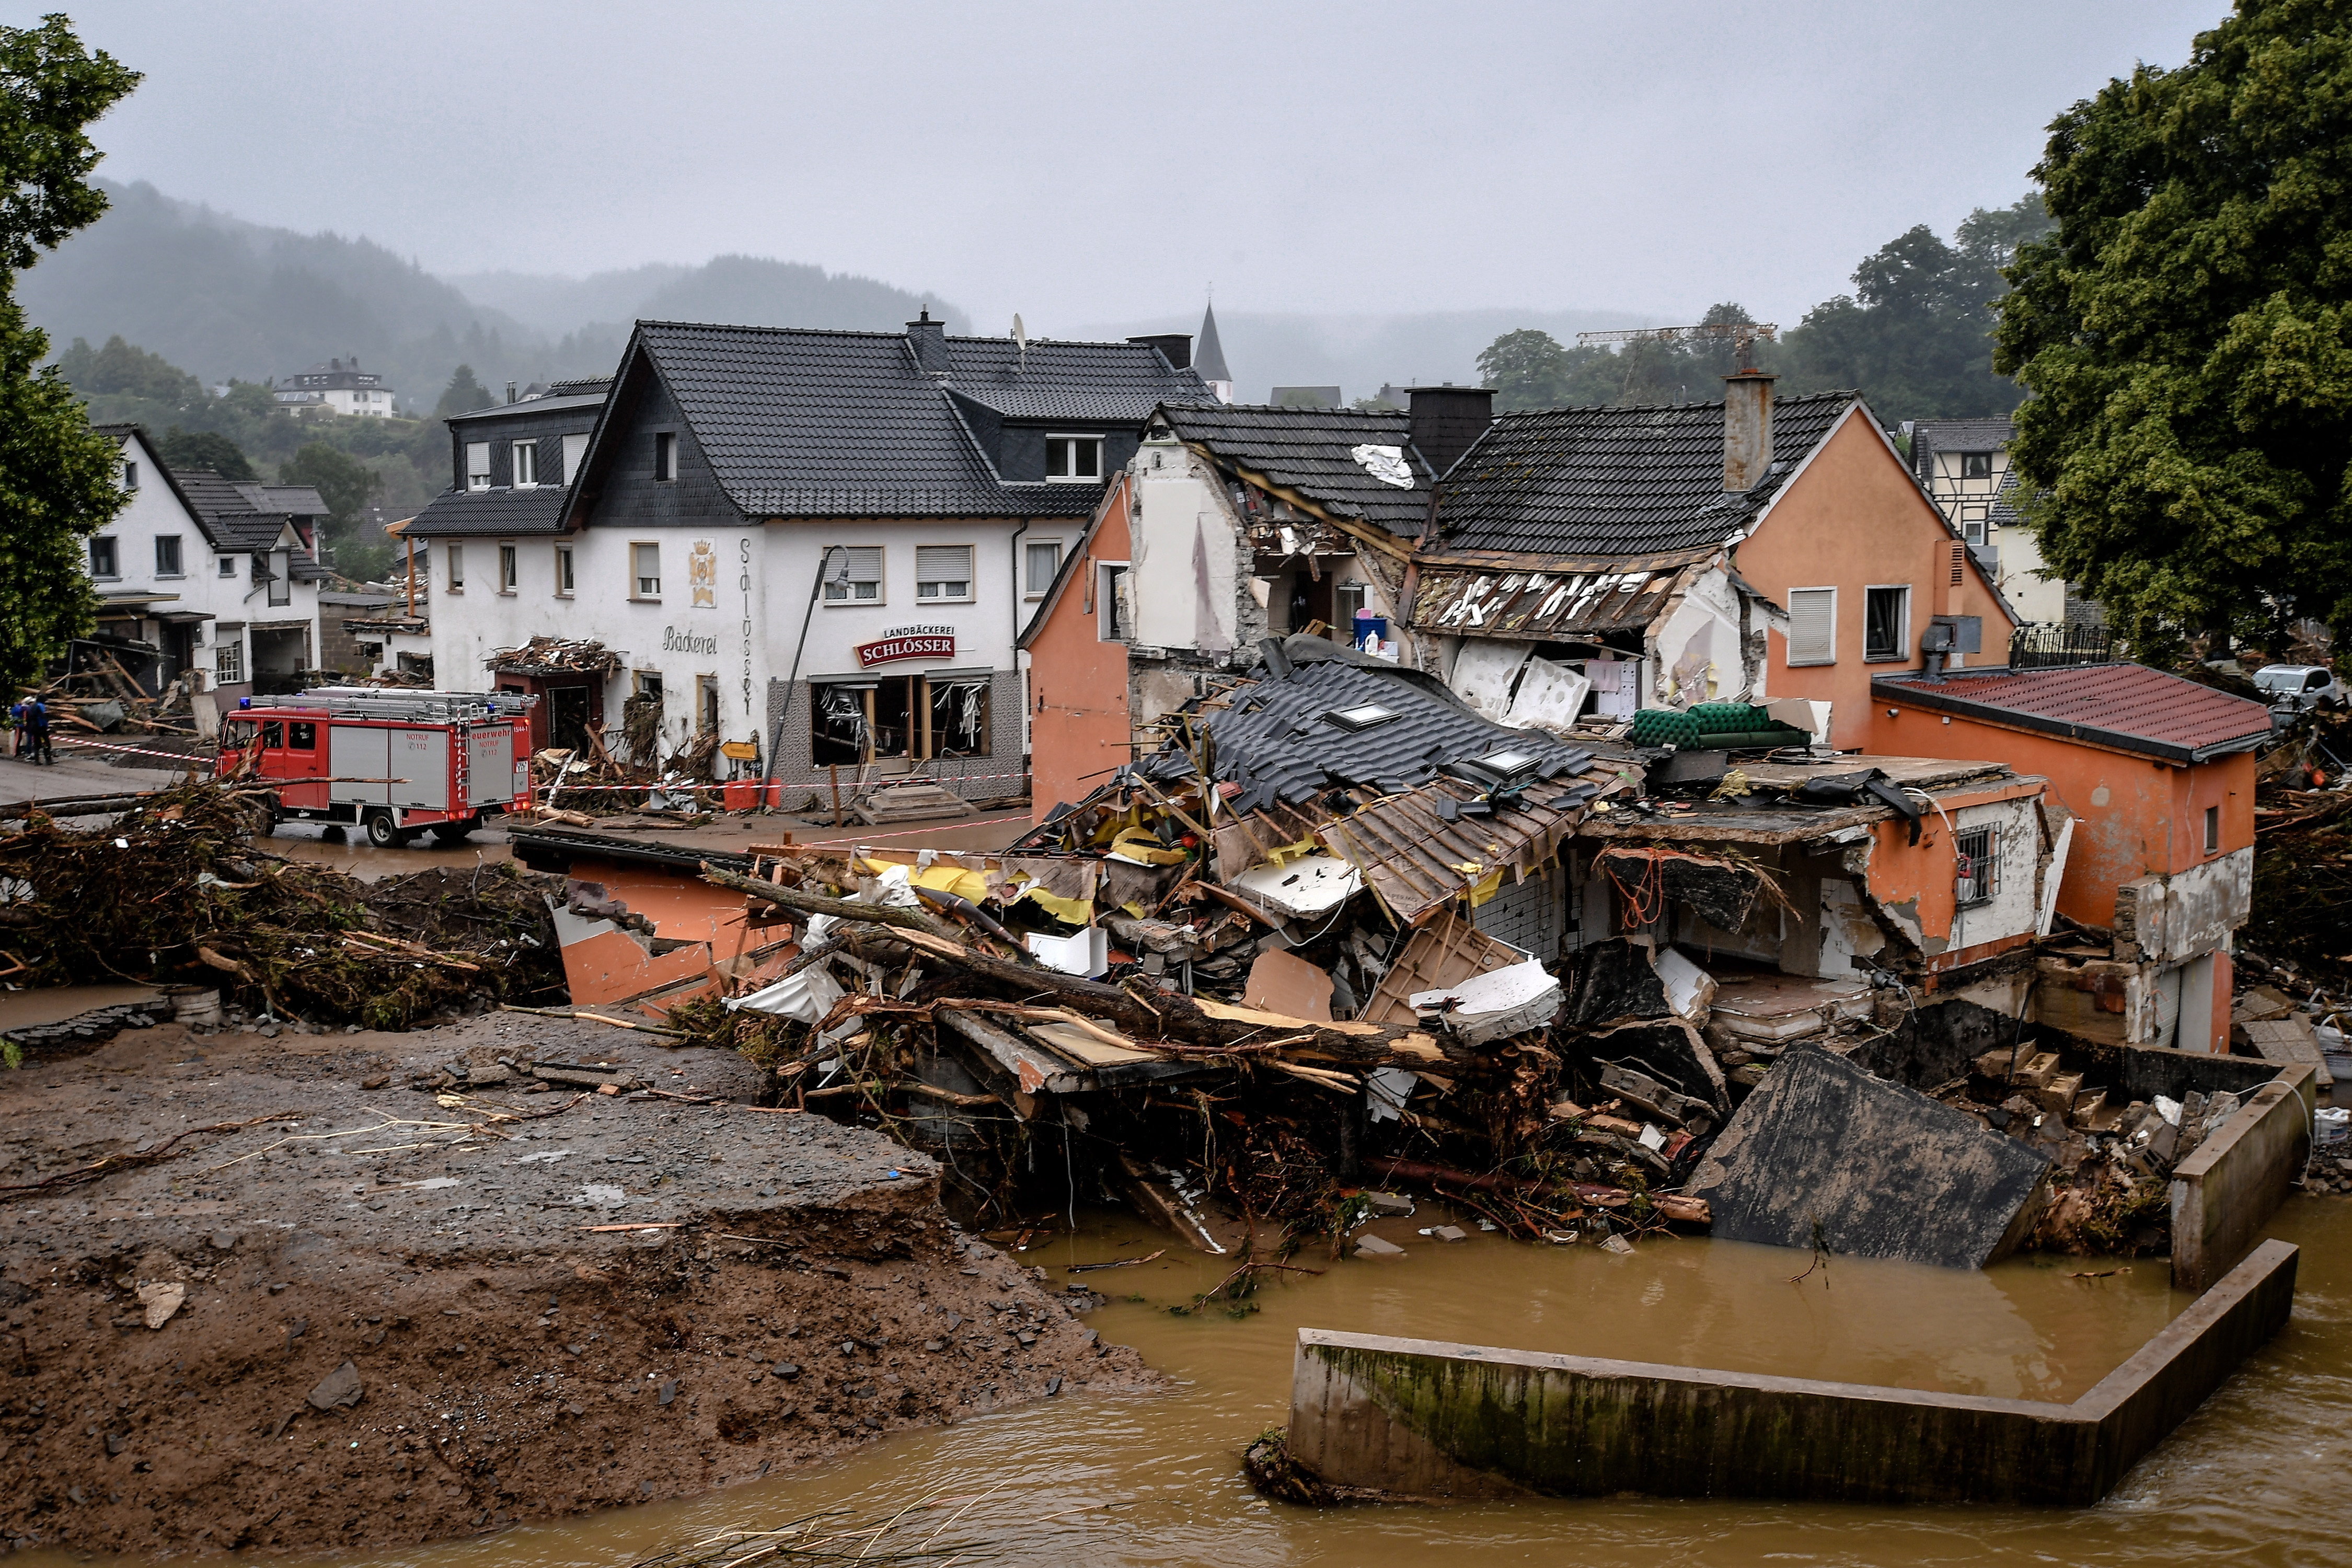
[[2254, 664, 2347, 713]]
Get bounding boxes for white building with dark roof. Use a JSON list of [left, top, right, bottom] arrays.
[[85, 426, 330, 713], [402, 319, 1216, 797], [274, 356, 396, 417]]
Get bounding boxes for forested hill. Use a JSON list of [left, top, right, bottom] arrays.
[[19, 181, 968, 408]]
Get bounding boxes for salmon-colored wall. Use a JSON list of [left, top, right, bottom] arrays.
[[1857, 777, 2045, 971], [1735, 412, 2019, 748], [1027, 478, 1133, 822], [1867, 704, 2255, 930]]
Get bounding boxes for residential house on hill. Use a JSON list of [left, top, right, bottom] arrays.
[[86, 426, 329, 710], [1910, 417, 2078, 628], [1019, 393, 1462, 816], [406, 314, 1215, 798], [1409, 373, 2017, 749], [274, 356, 396, 417]]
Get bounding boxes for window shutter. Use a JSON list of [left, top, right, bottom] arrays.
[[1788, 589, 1834, 664], [843, 546, 882, 583], [916, 545, 971, 581]]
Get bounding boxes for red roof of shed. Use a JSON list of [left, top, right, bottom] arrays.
[[1871, 663, 2274, 764]]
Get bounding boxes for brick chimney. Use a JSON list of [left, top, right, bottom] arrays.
[[907, 307, 950, 374], [1405, 384, 1495, 480], [1722, 370, 1776, 491]]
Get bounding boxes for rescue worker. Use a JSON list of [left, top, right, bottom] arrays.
[[22, 695, 53, 765]]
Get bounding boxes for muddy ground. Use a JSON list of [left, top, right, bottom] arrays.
[[0, 1014, 1155, 1557]]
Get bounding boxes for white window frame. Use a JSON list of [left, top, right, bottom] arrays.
[[122, 460, 139, 491], [1024, 538, 1063, 598], [498, 543, 519, 594], [1864, 584, 1911, 664], [632, 541, 662, 600], [446, 544, 465, 592], [1045, 433, 1104, 483], [822, 545, 884, 606], [89, 536, 120, 579], [215, 638, 244, 686], [155, 535, 184, 578], [915, 544, 976, 604], [512, 440, 538, 489], [218, 555, 238, 579], [554, 543, 575, 597], [1785, 585, 1836, 667], [465, 442, 491, 492]]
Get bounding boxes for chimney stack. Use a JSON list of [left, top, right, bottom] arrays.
[[505, 381, 517, 404], [906, 307, 950, 374], [1405, 384, 1495, 480], [1722, 370, 1776, 490], [1127, 333, 1192, 371]]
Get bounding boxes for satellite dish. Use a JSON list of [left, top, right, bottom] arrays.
[[1012, 313, 1027, 350]]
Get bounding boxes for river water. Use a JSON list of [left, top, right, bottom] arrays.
[[61, 1196, 2348, 1568]]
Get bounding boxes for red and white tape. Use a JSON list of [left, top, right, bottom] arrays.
[[51, 735, 216, 768]]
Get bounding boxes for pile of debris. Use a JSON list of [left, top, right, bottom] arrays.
[[0, 781, 564, 1031], [19, 640, 203, 738]]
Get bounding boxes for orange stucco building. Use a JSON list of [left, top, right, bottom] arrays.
[[1869, 663, 2275, 1053], [1021, 471, 1137, 819]]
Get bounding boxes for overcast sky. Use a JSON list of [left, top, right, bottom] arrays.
[[33, 1, 2223, 334]]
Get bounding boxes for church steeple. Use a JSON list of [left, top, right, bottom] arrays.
[[1196, 301, 1232, 403]]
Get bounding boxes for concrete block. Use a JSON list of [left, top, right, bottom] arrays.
[[1688, 1043, 2053, 1269], [1281, 1240, 2297, 1506], [2035, 1071, 2083, 1115], [2171, 1067, 2314, 1293], [1353, 1233, 1405, 1258], [2014, 1051, 2061, 1090]]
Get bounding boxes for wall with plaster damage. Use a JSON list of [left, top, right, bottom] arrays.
[[1651, 564, 1762, 710]]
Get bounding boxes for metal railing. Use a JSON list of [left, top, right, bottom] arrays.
[[2007, 622, 2115, 669]]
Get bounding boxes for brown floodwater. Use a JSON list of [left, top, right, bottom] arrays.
[[38, 1195, 2352, 1567]]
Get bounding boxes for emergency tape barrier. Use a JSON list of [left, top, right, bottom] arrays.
[[47, 735, 216, 768], [540, 768, 1033, 794]]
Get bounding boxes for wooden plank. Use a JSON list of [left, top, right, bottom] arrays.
[[937, 1007, 1088, 1098]]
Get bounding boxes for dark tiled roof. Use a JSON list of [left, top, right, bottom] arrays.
[[407, 486, 571, 537], [632, 322, 1215, 520], [1424, 392, 1858, 563], [1155, 403, 1434, 536], [1201, 640, 1594, 811], [1910, 417, 2014, 479], [1873, 663, 2275, 763], [1988, 464, 2025, 531], [237, 483, 328, 517], [447, 389, 608, 424]]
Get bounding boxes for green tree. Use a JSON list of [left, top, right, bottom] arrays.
[[154, 427, 255, 480], [0, 15, 141, 692], [433, 362, 493, 420], [281, 441, 385, 579], [55, 332, 202, 404], [1994, 0, 2352, 658]]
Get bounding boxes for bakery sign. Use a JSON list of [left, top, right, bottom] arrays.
[[854, 624, 956, 667]]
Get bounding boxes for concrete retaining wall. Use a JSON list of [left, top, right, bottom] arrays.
[[2172, 1068, 2313, 1293], [1285, 1239, 2296, 1506]]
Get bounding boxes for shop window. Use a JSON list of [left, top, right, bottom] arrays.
[[929, 678, 991, 757], [823, 546, 883, 603], [812, 681, 874, 766]]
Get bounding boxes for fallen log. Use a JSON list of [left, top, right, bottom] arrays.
[[700, 863, 956, 940]]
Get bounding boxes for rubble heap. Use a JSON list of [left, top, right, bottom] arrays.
[[0, 781, 563, 1033]]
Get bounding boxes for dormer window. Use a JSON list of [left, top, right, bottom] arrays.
[[512, 440, 537, 488], [1045, 435, 1103, 482], [466, 442, 491, 491]]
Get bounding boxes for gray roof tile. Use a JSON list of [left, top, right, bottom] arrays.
[[1425, 393, 1857, 563], [408, 486, 571, 537], [1155, 403, 1434, 536]]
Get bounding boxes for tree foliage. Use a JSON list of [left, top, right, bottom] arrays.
[[1782, 198, 2050, 425], [433, 362, 493, 420], [153, 427, 253, 481], [1995, 0, 2352, 655], [0, 15, 140, 691]]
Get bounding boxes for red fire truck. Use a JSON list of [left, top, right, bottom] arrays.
[[221, 687, 537, 848]]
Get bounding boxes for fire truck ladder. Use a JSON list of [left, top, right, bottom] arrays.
[[291, 687, 538, 724]]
